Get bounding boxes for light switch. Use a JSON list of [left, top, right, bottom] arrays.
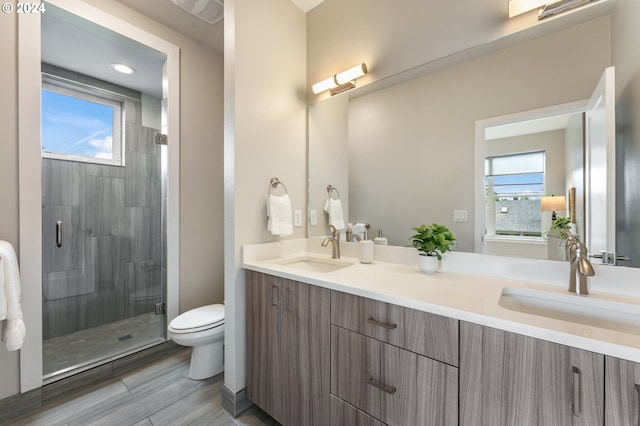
[[310, 209, 317, 226], [294, 210, 302, 227], [454, 210, 468, 223]]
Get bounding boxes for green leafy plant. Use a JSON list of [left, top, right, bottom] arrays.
[[552, 217, 572, 241], [409, 223, 456, 260]]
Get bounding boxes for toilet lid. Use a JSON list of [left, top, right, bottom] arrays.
[[170, 304, 225, 331]]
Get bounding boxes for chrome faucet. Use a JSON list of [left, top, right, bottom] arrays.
[[321, 225, 341, 259], [564, 232, 595, 295]]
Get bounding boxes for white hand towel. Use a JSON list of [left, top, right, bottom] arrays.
[[351, 222, 366, 240], [323, 198, 345, 230], [267, 194, 293, 236], [0, 240, 26, 351]]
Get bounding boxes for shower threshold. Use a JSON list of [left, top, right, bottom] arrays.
[[43, 312, 165, 382]]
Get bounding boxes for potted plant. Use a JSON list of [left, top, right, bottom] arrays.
[[551, 217, 572, 241], [410, 223, 456, 274]]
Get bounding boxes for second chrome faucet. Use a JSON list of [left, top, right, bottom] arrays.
[[564, 232, 595, 295], [322, 225, 341, 259]]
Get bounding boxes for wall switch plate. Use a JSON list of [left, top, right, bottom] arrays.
[[294, 210, 302, 227], [310, 209, 317, 226], [454, 210, 468, 222]]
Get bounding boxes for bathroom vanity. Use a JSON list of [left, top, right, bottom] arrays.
[[243, 239, 640, 426]]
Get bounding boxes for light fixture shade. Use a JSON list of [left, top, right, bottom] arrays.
[[335, 63, 367, 85], [312, 76, 337, 94], [312, 63, 368, 95], [540, 195, 566, 212], [509, 0, 548, 17]]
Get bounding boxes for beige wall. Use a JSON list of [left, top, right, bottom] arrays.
[[0, 12, 21, 400], [343, 18, 610, 252], [224, 0, 307, 394], [0, 0, 223, 400], [54, 0, 225, 313]]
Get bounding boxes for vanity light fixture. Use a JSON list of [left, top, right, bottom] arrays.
[[312, 63, 368, 96], [508, 0, 591, 19], [111, 63, 136, 74], [540, 195, 566, 221]]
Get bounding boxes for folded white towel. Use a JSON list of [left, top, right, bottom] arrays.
[[267, 194, 293, 236], [0, 240, 26, 351], [323, 197, 345, 230]]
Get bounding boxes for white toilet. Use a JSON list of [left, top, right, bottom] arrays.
[[168, 304, 225, 380]]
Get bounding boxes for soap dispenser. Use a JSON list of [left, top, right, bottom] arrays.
[[359, 229, 374, 264], [374, 229, 388, 245]]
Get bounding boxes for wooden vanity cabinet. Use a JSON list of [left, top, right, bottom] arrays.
[[605, 357, 640, 426], [330, 291, 459, 426], [460, 322, 604, 426], [246, 271, 330, 426]]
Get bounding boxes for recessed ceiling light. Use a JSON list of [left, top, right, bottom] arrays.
[[111, 63, 136, 74]]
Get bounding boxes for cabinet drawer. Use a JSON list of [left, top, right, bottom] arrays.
[[331, 395, 384, 426], [331, 291, 458, 366], [331, 326, 458, 426]]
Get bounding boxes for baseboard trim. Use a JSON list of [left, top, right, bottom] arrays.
[[221, 385, 253, 417]]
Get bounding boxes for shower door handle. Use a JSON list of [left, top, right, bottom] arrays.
[[56, 221, 62, 248]]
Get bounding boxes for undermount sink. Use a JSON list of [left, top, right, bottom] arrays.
[[276, 256, 354, 273], [499, 287, 640, 336]]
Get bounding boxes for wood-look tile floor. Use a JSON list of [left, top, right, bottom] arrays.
[[8, 349, 280, 426]]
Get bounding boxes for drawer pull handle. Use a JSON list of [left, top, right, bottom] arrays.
[[367, 377, 396, 395], [571, 366, 582, 417], [367, 317, 397, 330], [270, 285, 279, 307], [56, 221, 62, 248], [635, 383, 640, 426]]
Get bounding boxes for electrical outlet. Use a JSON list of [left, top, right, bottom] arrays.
[[294, 210, 302, 227], [310, 209, 317, 226], [454, 210, 468, 223]]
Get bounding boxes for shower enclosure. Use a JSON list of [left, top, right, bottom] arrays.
[[41, 108, 167, 378], [40, 4, 168, 379]]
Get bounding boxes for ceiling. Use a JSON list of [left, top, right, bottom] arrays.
[[41, 0, 323, 99], [114, 0, 225, 55], [485, 114, 575, 140], [42, 3, 168, 98]]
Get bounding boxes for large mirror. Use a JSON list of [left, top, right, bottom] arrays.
[[308, 5, 636, 267]]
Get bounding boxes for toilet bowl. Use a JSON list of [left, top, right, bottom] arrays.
[[168, 304, 225, 380]]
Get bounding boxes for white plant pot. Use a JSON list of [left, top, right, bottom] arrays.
[[418, 253, 440, 274]]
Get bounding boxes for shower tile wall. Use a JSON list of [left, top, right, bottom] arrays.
[[42, 100, 165, 341]]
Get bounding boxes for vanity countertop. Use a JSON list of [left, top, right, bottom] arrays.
[[242, 239, 640, 363]]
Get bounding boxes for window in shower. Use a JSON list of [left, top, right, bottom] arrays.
[[41, 75, 124, 166]]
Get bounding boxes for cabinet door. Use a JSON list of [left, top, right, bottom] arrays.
[[460, 322, 604, 426], [605, 357, 640, 426], [330, 395, 385, 426], [382, 341, 458, 426], [331, 325, 382, 420], [281, 279, 331, 426], [246, 271, 283, 423]]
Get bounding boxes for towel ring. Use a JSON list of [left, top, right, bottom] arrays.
[[327, 185, 340, 200], [269, 177, 288, 196]]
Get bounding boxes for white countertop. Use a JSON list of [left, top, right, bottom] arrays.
[[242, 239, 640, 363]]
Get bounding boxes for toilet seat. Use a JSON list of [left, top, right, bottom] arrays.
[[168, 304, 225, 334]]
